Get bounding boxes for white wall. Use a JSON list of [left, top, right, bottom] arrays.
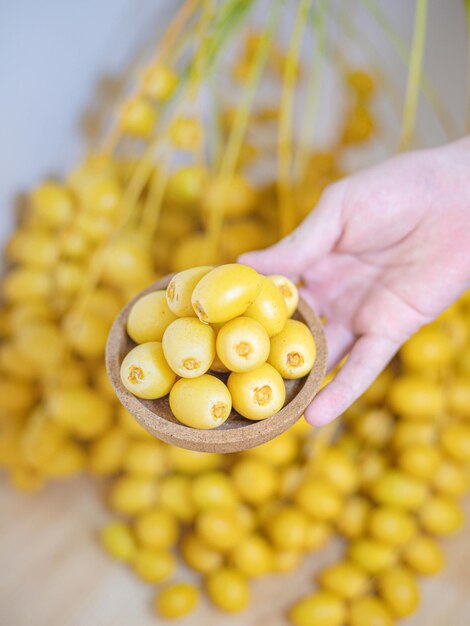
[[0, 0, 466, 243], [0, 0, 177, 241]]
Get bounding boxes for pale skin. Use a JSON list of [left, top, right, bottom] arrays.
[[240, 138, 470, 426]]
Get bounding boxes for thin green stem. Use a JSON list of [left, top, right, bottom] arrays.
[[332, 3, 419, 150], [189, 0, 214, 96], [204, 1, 281, 259], [203, 0, 255, 75], [140, 155, 171, 242], [295, 0, 328, 181], [190, 0, 215, 167], [100, 0, 200, 156], [278, 0, 312, 236], [362, 0, 457, 140], [209, 75, 224, 171], [220, 3, 281, 177], [400, 0, 428, 150]]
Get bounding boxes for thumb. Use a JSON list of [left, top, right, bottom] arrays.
[[239, 182, 345, 276]]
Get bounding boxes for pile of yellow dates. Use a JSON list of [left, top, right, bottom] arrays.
[[0, 28, 468, 624], [99, 298, 470, 622]]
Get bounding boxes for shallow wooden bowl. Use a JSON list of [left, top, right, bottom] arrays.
[[106, 274, 328, 453]]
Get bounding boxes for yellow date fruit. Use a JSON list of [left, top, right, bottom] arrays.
[[349, 596, 394, 626], [165, 266, 213, 317], [268, 319, 316, 379], [191, 263, 261, 323], [418, 496, 464, 535], [387, 375, 444, 420], [244, 276, 288, 337], [377, 566, 419, 618], [368, 507, 417, 546], [120, 342, 176, 399], [402, 535, 444, 575], [267, 274, 299, 317], [348, 538, 397, 574], [155, 583, 198, 619], [289, 591, 346, 626], [169, 375, 232, 429], [205, 567, 250, 613], [216, 317, 270, 372], [318, 560, 370, 600], [163, 317, 215, 378], [228, 363, 286, 420], [126, 291, 177, 344]]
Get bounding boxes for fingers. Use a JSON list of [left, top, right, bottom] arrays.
[[323, 321, 355, 371], [299, 287, 355, 369], [305, 334, 398, 427], [239, 182, 346, 276]]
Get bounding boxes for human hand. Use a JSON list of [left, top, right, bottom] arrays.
[[240, 139, 470, 426]]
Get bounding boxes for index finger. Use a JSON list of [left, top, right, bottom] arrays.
[[305, 333, 398, 426], [239, 182, 346, 276]]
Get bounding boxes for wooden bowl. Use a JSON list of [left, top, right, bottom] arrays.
[[106, 274, 328, 453]]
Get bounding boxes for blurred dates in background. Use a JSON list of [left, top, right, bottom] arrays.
[[0, 0, 470, 624]]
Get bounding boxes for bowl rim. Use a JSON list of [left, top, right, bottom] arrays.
[[106, 273, 328, 453]]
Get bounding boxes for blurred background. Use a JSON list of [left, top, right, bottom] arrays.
[[1, 1, 470, 625], [0, 0, 466, 238]]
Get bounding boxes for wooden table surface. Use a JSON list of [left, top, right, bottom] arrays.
[[1, 476, 469, 626]]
